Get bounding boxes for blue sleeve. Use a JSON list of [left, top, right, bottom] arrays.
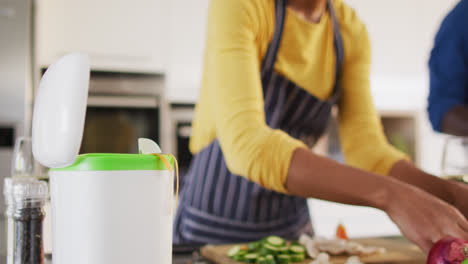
[[428, 1, 468, 132]]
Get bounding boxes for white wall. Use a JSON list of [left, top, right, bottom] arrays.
[[166, 0, 209, 103], [346, 0, 458, 76], [345, 0, 458, 175]]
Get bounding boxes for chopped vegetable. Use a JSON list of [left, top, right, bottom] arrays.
[[248, 241, 261, 252], [232, 249, 248, 261], [256, 256, 266, 264], [289, 245, 305, 255], [336, 223, 349, 240], [310, 253, 332, 264], [227, 245, 241, 257], [233, 254, 246, 261], [277, 254, 291, 264], [345, 256, 363, 264], [263, 243, 281, 254], [278, 246, 289, 254], [290, 253, 305, 262], [265, 236, 286, 247], [244, 253, 259, 263], [227, 235, 307, 263], [265, 254, 276, 264], [427, 237, 468, 264]]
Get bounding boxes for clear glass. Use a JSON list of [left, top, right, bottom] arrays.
[[11, 137, 34, 178], [442, 136, 468, 183]]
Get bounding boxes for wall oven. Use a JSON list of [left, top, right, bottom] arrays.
[[47, 70, 168, 155], [83, 96, 160, 154]]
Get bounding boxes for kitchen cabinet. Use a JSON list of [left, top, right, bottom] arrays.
[[34, 0, 169, 73]]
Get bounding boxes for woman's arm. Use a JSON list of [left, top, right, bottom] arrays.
[[286, 148, 468, 252], [388, 160, 454, 204], [204, 0, 307, 193], [322, 9, 468, 251], [336, 12, 408, 176]]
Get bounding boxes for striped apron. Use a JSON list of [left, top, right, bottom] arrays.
[[173, 0, 344, 244]]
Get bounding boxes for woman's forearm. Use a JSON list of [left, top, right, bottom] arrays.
[[286, 148, 409, 211], [388, 159, 454, 205]]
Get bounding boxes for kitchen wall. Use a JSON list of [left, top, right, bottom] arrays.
[[345, 0, 459, 176], [166, 0, 209, 103]]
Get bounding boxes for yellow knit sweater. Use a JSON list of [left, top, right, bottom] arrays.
[[189, 0, 407, 193]]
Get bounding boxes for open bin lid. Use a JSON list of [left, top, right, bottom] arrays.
[[32, 53, 90, 168]]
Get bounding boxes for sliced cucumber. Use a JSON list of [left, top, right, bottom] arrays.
[[248, 241, 261, 252], [245, 253, 259, 263], [263, 243, 281, 254], [228, 236, 303, 263], [231, 250, 248, 261], [227, 245, 241, 257], [290, 253, 305, 262], [232, 254, 245, 261], [278, 246, 289, 254], [265, 254, 276, 264], [238, 250, 248, 255], [290, 241, 301, 247], [289, 245, 305, 255], [277, 254, 291, 264], [259, 246, 270, 255], [265, 236, 286, 247], [257, 256, 266, 264]]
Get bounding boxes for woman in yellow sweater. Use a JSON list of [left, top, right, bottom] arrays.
[[174, 0, 468, 252]]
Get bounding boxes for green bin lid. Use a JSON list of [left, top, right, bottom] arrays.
[[50, 153, 175, 172]]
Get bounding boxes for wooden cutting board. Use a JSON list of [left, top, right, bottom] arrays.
[[201, 238, 426, 264]]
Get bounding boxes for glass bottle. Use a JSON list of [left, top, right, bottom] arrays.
[[11, 179, 48, 264]]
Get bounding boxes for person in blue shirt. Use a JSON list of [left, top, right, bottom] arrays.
[[428, 0, 468, 136]]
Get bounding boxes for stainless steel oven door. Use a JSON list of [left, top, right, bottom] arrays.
[[81, 95, 160, 154]]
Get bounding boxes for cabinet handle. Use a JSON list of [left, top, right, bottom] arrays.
[[0, 8, 15, 18]]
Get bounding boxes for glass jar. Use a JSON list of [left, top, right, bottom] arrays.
[[442, 136, 468, 183], [11, 179, 48, 264]]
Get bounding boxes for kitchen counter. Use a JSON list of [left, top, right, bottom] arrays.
[[43, 236, 424, 264], [43, 251, 211, 264], [44, 255, 208, 264]]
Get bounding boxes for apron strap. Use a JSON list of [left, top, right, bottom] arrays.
[[328, 0, 345, 102], [261, 0, 344, 102], [261, 0, 287, 75]]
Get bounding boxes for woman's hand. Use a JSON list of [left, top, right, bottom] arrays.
[[447, 180, 468, 220], [386, 183, 468, 253]]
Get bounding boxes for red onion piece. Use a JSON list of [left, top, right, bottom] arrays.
[[427, 237, 468, 264]]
